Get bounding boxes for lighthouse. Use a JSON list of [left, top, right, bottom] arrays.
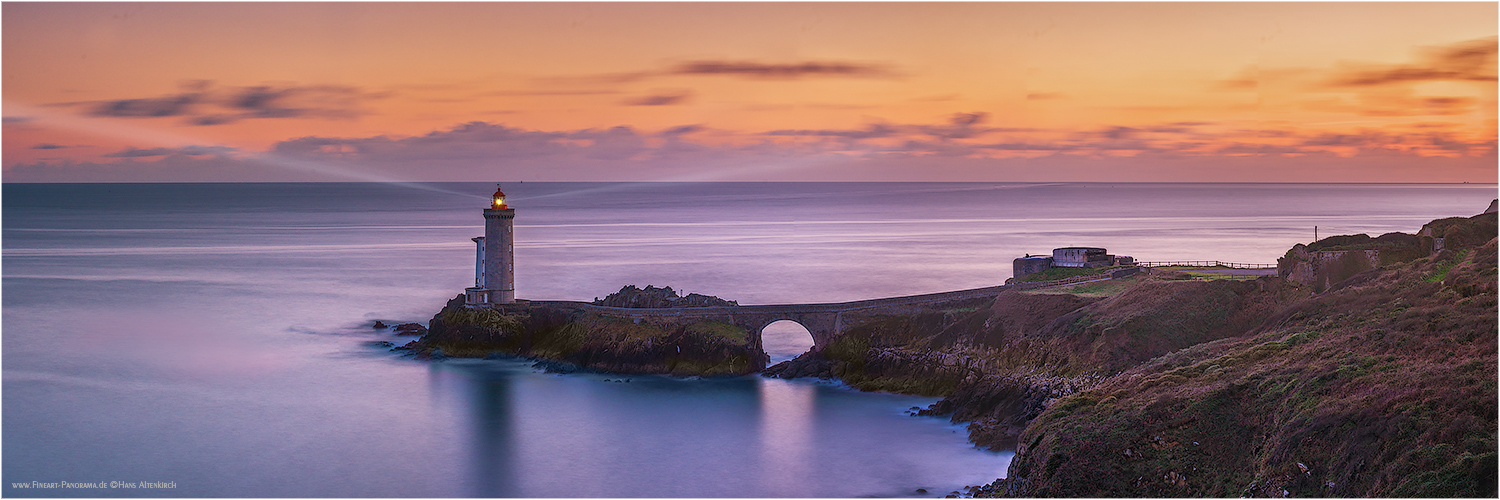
[[465, 185, 516, 305]]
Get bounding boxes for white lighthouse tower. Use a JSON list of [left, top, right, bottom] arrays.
[[465, 185, 516, 305]]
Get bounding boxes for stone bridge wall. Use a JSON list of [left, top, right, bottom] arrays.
[[514, 268, 1143, 355]]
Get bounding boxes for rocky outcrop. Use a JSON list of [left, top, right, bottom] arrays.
[[592, 285, 738, 308], [1278, 211, 1495, 292], [768, 273, 1298, 451], [409, 294, 766, 376], [1278, 244, 1385, 292], [392, 322, 427, 335]]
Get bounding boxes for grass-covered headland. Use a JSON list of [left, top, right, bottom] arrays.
[[765, 208, 1497, 498]]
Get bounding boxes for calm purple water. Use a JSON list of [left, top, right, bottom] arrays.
[[4, 182, 1494, 497]]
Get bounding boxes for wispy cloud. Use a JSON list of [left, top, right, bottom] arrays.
[[102, 145, 236, 158], [60, 81, 387, 126], [623, 90, 692, 106], [767, 123, 901, 139], [668, 60, 895, 79], [1327, 37, 1497, 87], [1213, 38, 1496, 119], [486, 89, 622, 97], [920, 112, 993, 140], [542, 59, 899, 86]]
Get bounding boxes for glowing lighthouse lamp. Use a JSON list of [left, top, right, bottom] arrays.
[[465, 185, 517, 305], [492, 188, 507, 209]]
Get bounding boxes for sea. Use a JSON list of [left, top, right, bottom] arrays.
[[3, 182, 1495, 497]]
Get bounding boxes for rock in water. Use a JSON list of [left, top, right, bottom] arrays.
[[393, 322, 427, 335], [373, 320, 388, 329]]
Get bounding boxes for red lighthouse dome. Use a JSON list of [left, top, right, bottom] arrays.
[[491, 186, 507, 209]]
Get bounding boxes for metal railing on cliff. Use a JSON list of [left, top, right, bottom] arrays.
[[1135, 261, 1277, 269]]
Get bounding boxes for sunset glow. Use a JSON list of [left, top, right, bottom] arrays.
[[4, 2, 1495, 182]]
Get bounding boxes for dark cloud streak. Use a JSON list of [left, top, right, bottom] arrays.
[[91, 93, 202, 118], [1329, 37, 1496, 86], [102, 145, 236, 158], [66, 82, 383, 126], [623, 90, 692, 106], [542, 59, 898, 86], [670, 60, 895, 79]]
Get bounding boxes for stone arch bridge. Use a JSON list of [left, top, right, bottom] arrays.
[[524, 279, 1080, 354]]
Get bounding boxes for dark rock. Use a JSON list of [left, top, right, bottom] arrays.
[[366, 340, 395, 348], [915, 488, 927, 494], [393, 322, 427, 335], [761, 351, 837, 379], [533, 360, 582, 374], [414, 294, 767, 376], [373, 320, 388, 329], [592, 284, 738, 308]]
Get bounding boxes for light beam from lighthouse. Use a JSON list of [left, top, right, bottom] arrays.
[[465, 185, 516, 305]]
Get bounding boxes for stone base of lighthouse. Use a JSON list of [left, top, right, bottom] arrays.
[[464, 287, 514, 305]]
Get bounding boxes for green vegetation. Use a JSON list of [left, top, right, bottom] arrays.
[[1012, 266, 1108, 283], [440, 307, 525, 334], [685, 321, 748, 344], [1427, 248, 1470, 283], [1023, 275, 1142, 297]]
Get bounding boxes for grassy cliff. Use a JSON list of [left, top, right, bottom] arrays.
[[767, 210, 1496, 497], [1000, 233, 1496, 497]]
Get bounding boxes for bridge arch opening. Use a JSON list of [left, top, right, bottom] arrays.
[[761, 320, 815, 364]]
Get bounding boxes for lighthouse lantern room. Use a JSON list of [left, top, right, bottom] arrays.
[[465, 184, 517, 305], [491, 186, 507, 209]]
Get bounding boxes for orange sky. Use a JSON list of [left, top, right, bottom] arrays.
[[3, 2, 1496, 182]]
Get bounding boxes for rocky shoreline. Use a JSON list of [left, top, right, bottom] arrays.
[[389, 206, 1497, 498], [395, 286, 768, 377]]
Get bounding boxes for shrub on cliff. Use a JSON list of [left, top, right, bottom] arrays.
[[1422, 212, 1498, 250]]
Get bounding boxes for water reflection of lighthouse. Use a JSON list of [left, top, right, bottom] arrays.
[[466, 185, 516, 305]]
